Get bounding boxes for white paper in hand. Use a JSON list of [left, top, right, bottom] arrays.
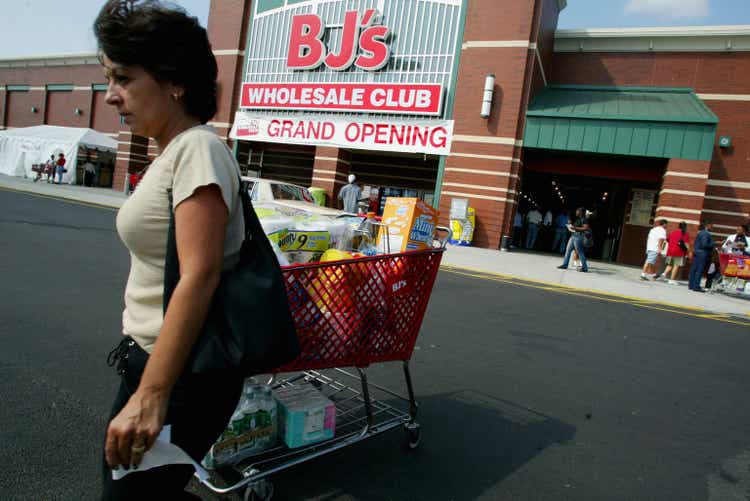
[[111, 425, 210, 483]]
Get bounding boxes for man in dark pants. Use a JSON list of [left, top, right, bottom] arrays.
[[688, 220, 715, 292], [557, 207, 590, 273]]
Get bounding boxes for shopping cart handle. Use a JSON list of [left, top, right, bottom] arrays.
[[434, 226, 451, 249]]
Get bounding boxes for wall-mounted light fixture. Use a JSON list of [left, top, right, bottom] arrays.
[[74, 108, 83, 115], [480, 74, 495, 119], [30, 106, 38, 113]]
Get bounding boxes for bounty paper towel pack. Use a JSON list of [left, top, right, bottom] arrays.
[[380, 198, 439, 252]]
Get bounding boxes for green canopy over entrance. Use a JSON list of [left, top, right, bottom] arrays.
[[523, 86, 718, 161]]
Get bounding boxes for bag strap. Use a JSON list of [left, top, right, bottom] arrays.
[[163, 176, 279, 315], [164, 189, 180, 314]]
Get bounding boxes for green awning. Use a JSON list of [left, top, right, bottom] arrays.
[[524, 86, 718, 161]]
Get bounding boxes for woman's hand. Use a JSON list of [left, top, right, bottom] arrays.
[[104, 388, 169, 469]]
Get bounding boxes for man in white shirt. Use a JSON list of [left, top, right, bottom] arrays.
[[641, 219, 668, 280], [721, 224, 748, 254], [338, 174, 364, 213], [543, 209, 553, 227], [525, 207, 543, 249]]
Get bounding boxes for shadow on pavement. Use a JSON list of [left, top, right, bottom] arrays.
[[224, 390, 577, 501]]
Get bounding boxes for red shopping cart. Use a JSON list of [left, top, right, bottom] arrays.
[[712, 253, 750, 295], [199, 228, 449, 500]]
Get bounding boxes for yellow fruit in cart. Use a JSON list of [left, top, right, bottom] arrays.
[[320, 249, 355, 262]]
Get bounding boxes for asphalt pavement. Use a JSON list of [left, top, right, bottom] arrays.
[[2, 188, 750, 501]]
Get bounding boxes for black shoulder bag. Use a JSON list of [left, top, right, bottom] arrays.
[[678, 232, 688, 252], [164, 180, 300, 375]]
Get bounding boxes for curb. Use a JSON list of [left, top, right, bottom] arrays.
[[0, 184, 121, 210], [440, 263, 750, 322]]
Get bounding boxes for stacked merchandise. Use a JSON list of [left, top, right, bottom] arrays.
[[202, 379, 337, 468], [256, 197, 440, 265]]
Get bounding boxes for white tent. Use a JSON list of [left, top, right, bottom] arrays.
[[0, 125, 117, 184]]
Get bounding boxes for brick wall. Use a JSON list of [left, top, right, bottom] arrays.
[[549, 51, 750, 236], [443, 0, 562, 248]]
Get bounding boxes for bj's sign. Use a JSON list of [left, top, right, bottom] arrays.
[[230, 112, 454, 156], [240, 8, 445, 116], [287, 8, 390, 71]]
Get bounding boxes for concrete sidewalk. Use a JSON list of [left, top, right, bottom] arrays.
[[441, 245, 750, 317], [0, 173, 126, 209], [3, 173, 749, 317]]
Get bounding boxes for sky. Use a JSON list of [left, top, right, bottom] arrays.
[[558, 0, 750, 29], [0, 0, 210, 59], [0, 0, 748, 59]]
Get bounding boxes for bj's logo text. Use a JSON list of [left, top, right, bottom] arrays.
[[287, 9, 391, 71]]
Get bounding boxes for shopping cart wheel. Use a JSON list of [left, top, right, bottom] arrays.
[[403, 422, 421, 450], [244, 479, 274, 501]]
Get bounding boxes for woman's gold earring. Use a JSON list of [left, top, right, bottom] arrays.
[[172, 93, 182, 101]]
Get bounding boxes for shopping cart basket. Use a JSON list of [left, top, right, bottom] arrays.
[[711, 253, 750, 295], [199, 228, 450, 500]]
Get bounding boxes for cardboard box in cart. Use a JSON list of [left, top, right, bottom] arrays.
[[273, 384, 336, 449], [380, 198, 439, 252]]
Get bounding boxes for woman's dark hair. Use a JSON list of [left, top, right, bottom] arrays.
[[94, 0, 217, 123], [679, 221, 687, 232]]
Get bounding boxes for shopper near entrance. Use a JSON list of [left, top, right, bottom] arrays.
[[557, 207, 589, 272], [640, 219, 667, 281], [95, 1, 246, 497], [83, 154, 97, 187], [688, 221, 716, 292], [338, 174, 363, 213], [551, 209, 569, 253], [512, 209, 524, 248], [542, 208, 553, 248], [722, 224, 749, 255], [663, 221, 691, 284], [525, 207, 543, 249], [45, 154, 56, 183], [55, 153, 66, 184]]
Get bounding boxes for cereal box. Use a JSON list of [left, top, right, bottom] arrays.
[[380, 198, 439, 252]]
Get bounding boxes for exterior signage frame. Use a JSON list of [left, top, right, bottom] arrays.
[[240, 82, 445, 116], [231, 112, 454, 156]]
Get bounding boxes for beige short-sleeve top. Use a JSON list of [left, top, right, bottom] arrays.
[[115, 125, 243, 352]]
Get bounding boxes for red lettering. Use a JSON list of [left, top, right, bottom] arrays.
[[307, 121, 321, 139], [281, 120, 294, 137], [361, 123, 376, 140], [322, 122, 335, 140], [268, 119, 281, 137], [374, 124, 389, 144], [293, 121, 306, 138], [287, 14, 325, 69], [345, 123, 360, 142], [287, 10, 390, 72], [355, 25, 390, 70], [430, 127, 447, 148], [413, 126, 428, 146], [390, 125, 405, 144], [324, 10, 359, 71]]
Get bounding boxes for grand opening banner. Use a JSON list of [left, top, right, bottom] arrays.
[[230, 112, 454, 156]]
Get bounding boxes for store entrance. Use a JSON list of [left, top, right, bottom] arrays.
[[349, 150, 439, 214], [520, 150, 667, 264]]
